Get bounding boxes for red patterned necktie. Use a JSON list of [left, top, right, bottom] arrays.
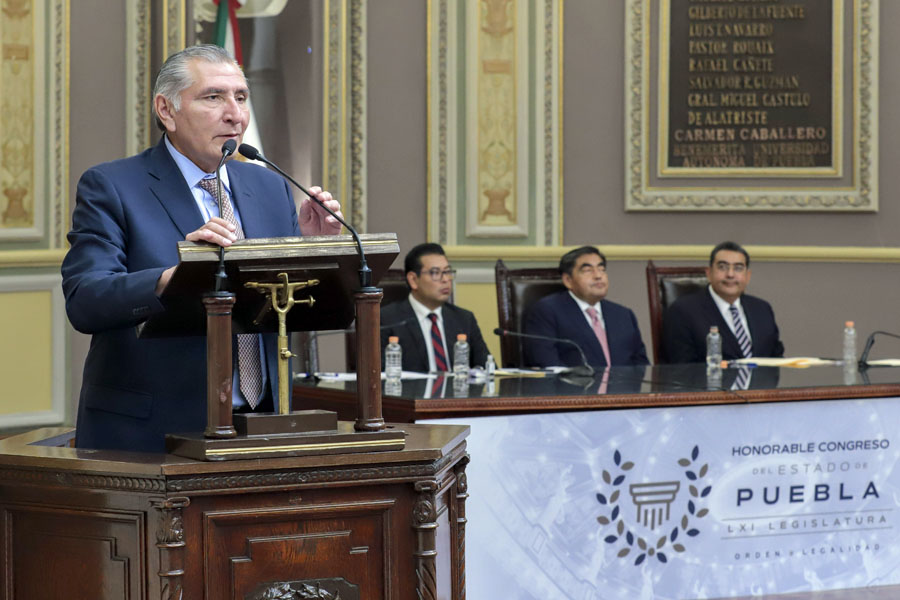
[[198, 177, 263, 408], [430, 374, 446, 398], [427, 313, 449, 371]]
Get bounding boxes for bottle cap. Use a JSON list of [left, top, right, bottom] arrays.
[[457, 333, 467, 341], [389, 336, 399, 343], [845, 321, 854, 328], [710, 326, 719, 333]]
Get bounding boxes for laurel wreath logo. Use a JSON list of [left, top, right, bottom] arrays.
[[596, 445, 711, 565]]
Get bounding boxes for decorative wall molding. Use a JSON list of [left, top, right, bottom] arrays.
[[323, 0, 367, 232], [428, 0, 562, 245], [0, 274, 67, 429], [624, 0, 879, 211], [0, 0, 67, 245], [163, 0, 187, 60], [51, 0, 69, 248], [125, 0, 152, 156], [0, 249, 66, 267]]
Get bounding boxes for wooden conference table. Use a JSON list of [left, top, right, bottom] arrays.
[[292, 363, 900, 423], [293, 363, 900, 600]]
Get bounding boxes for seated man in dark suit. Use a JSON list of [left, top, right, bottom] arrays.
[[663, 241, 784, 363], [524, 246, 649, 368], [380, 243, 490, 372]]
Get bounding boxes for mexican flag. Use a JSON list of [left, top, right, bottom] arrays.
[[212, 0, 264, 155]]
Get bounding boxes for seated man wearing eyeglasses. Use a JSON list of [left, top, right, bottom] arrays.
[[379, 243, 490, 372], [524, 245, 650, 368], [663, 241, 784, 364]]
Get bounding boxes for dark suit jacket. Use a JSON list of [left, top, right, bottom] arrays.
[[663, 289, 784, 364], [523, 292, 649, 368], [380, 298, 490, 372], [61, 136, 300, 453]]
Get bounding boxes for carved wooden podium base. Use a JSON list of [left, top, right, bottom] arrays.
[[0, 424, 468, 600]]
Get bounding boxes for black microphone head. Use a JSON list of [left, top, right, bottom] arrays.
[[238, 143, 260, 160], [221, 139, 237, 156], [493, 327, 504, 336]]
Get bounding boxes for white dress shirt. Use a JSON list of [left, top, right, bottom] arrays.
[[568, 290, 605, 329]]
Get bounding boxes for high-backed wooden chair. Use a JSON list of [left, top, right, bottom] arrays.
[[494, 259, 566, 368], [345, 269, 410, 371], [645, 260, 708, 364]]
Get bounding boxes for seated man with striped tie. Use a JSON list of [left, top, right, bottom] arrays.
[[523, 246, 650, 368], [663, 241, 784, 364], [379, 243, 490, 373]]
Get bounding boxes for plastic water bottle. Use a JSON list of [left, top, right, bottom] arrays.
[[384, 377, 403, 397], [485, 354, 496, 379], [385, 335, 402, 380], [706, 326, 722, 369], [843, 321, 857, 366], [453, 334, 470, 377]]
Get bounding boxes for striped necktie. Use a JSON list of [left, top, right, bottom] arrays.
[[729, 304, 753, 359], [198, 177, 263, 408], [732, 366, 752, 390], [428, 313, 449, 371]]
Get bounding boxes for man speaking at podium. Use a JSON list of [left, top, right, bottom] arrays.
[[62, 45, 342, 452]]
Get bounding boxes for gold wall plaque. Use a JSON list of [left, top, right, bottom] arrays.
[[625, 0, 878, 212]]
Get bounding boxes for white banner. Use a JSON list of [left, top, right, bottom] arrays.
[[431, 396, 900, 599]]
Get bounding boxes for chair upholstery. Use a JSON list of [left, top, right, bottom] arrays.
[[345, 269, 410, 371], [494, 259, 566, 368], [645, 260, 708, 364]]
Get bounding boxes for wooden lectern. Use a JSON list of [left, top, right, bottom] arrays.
[[142, 233, 405, 460], [0, 233, 471, 598]]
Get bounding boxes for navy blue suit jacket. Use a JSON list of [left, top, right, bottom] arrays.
[[662, 289, 784, 364], [523, 292, 649, 368], [380, 299, 490, 372], [61, 136, 300, 452]]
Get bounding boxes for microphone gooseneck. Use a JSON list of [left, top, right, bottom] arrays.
[[237, 143, 374, 290], [859, 330, 900, 369], [493, 327, 595, 377], [213, 139, 237, 292]]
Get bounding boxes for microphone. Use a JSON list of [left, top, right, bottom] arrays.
[[237, 143, 374, 289], [493, 327, 595, 377], [213, 139, 237, 291], [858, 331, 900, 369]]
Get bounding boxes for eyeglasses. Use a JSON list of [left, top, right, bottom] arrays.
[[713, 261, 747, 274], [421, 268, 457, 281]]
